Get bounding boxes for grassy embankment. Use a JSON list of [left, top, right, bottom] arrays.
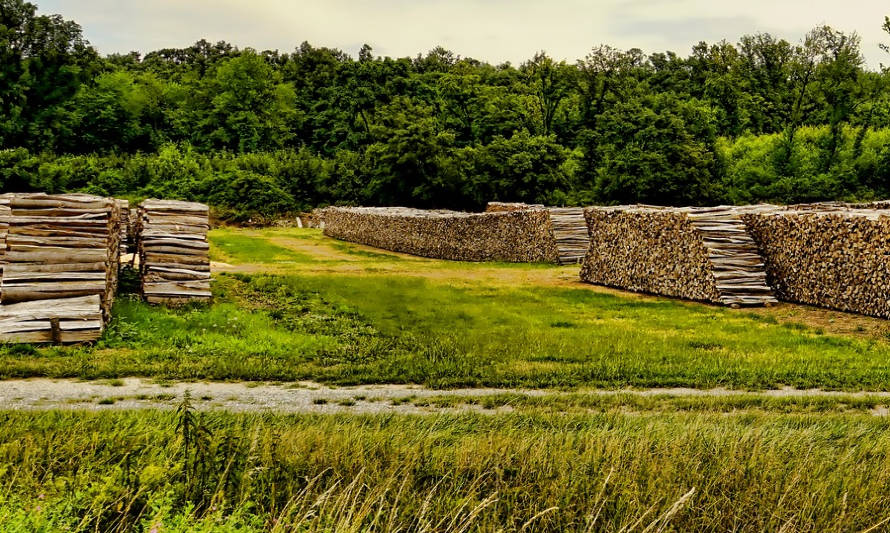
[[2, 227, 890, 390]]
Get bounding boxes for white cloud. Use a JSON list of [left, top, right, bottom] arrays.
[[39, 0, 889, 68]]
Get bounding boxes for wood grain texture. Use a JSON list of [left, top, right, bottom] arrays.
[[0, 193, 120, 343], [0, 193, 120, 324]]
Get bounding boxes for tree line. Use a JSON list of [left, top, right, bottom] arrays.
[[2, 0, 890, 219]]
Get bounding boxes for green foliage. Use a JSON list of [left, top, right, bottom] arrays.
[[719, 126, 890, 203], [363, 96, 459, 206], [3, 1, 890, 215], [196, 50, 298, 152], [584, 93, 721, 205], [464, 131, 572, 207], [0, 0, 98, 150]]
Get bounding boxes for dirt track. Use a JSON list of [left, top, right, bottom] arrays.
[[2, 378, 890, 415]]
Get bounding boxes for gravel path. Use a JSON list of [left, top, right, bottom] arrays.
[[1, 379, 889, 414]]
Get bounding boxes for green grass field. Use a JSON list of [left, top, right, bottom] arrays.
[[6, 228, 890, 531], [2, 228, 890, 390], [4, 408, 890, 532]]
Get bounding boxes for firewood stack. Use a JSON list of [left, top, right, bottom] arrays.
[[548, 207, 590, 265], [687, 207, 777, 306], [849, 200, 890, 210], [324, 206, 560, 263], [741, 206, 890, 318], [0, 193, 120, 343], [580, 205, 777, 307], [137, 199, 211, 305], [484, 203, 591, 265]]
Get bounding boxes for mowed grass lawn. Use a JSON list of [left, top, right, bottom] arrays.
[[2, 227, 890, 389]]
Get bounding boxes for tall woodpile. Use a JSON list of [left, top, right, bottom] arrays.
[[137, 199, 211, 304], [484, 203, 591, 265], [324, 207, 559, 263], [741, 206, 890, 318], [687, 207, 777, 306], [0, 193, 121, 343], [580, 206, 777, 307], [548, 207, 590, 265]]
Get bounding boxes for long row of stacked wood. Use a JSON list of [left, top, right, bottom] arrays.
[[324, 206, 560, 263], [483, 203, 589, 265], [137, 199, 211, 304], [577, 202, 890, 315], [579, 205, 778, 307], [741, 205, 890, 318], [0, 193, 121, 343]]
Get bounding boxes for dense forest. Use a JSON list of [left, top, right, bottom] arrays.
[[1, 0, 890, 219]]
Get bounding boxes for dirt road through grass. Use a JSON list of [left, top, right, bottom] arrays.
[[5, 378, 890, 415]]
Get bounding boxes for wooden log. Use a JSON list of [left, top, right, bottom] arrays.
[[547, 207, 589, 265], [5, 248, 108, 264]]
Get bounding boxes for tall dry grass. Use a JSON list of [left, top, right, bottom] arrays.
[[3, 408, 890, 531]]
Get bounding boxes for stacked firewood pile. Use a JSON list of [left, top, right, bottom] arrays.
[[687, 207, 777, 306], [0, 193, 121, 343], [580, 206, 777, 307], [484, 203, 589, 265], [324, 207, 559, 263], [849, 200, 890, 210], [137, 199, 211, 304], [741, 206, 890, 318], [548, 207, 590, 265]]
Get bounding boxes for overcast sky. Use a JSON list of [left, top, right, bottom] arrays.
[[40, 0, 890, 69]]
